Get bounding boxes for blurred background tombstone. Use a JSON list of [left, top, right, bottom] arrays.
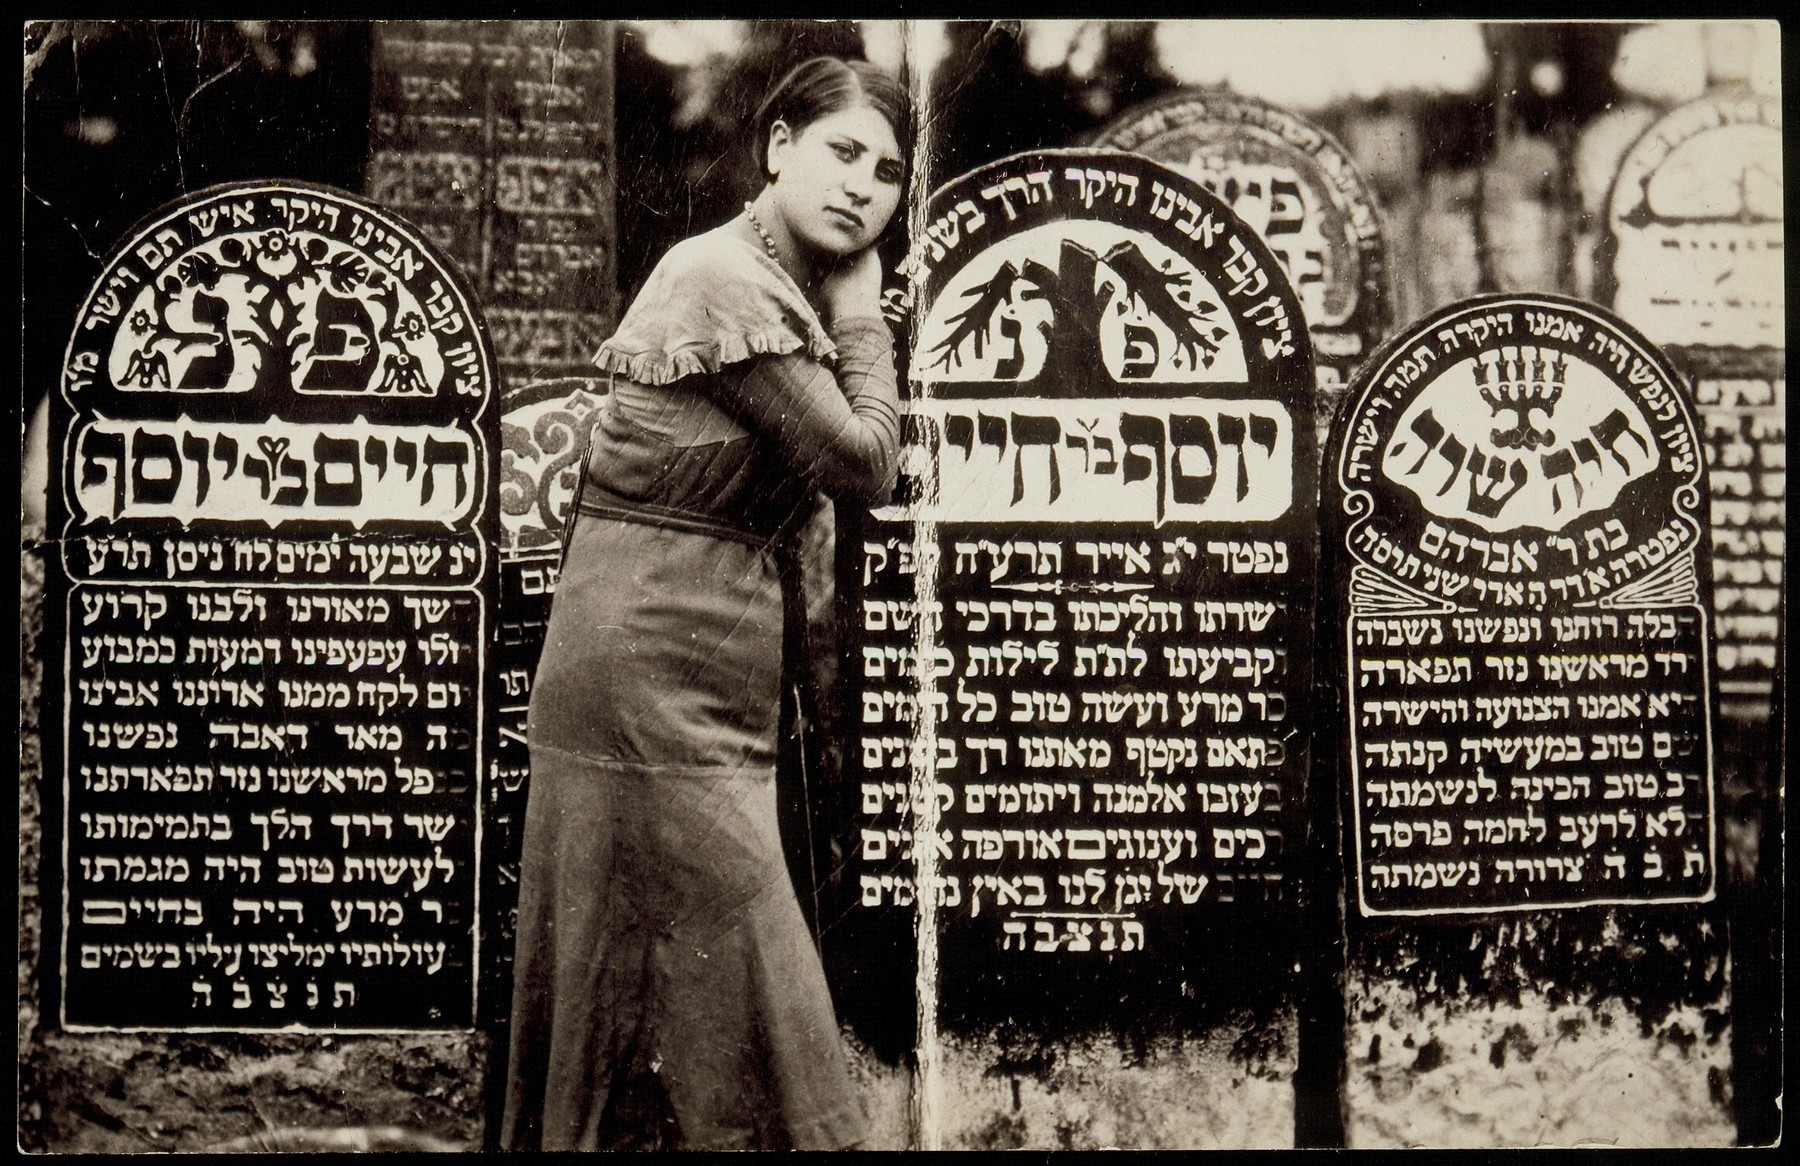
[[1604, 92, 1782, 727], [1092, 91, 1391, 452], [1601, 82, 1784, 1152]]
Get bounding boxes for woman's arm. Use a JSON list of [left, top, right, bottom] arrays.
[[712, 315, 901, 506]]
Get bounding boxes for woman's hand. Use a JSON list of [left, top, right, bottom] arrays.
[[819, 247, 886, 324]]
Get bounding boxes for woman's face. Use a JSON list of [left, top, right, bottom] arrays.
[[766, 104, 904, 261]]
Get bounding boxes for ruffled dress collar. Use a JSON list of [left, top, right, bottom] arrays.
[[593, 224, 836, 386]]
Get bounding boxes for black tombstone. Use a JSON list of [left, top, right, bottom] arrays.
[[833, 150, 1318, 1059], [46, 181, 500, 1031], [1319, 292, 1728, 1144]]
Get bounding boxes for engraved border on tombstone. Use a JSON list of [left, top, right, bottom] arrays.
[[48, 180, 500, 1031], [1092, 90, 1391, 444], [1604, 91, 1782, 355], [1323, 292, 1717, 917], [841, 148, 1317, 1038], [497, 379, 605, 557]]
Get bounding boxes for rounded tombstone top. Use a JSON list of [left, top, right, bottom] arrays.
[[57, 180, 497, 541], [1323, 293, 1717, 916], [1604, 91, 1782, 354], [1091, 90, 1390, 399], [1328, 294, 1704, 571], [894, 148, 1317, 529]]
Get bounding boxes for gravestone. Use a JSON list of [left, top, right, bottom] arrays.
[[363, 19, 618, 1021], [1605, 90, 1782, 727], [1603, 86, 1783, 1144], [480, 374, 600, 1024], [47, 181, 499, 1030], [1321, 293, 1730, 1146], [836, 150, 1317, 1099], [1093, 91, 1390, 448], [365, 20, 616, 388]]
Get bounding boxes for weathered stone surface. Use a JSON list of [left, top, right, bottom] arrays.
[[1321, 292, 1732, 1147], [1342, 921, 1733, 1148], [933, 1030, 1294, 1150], [21, 1030, 485, 1152]]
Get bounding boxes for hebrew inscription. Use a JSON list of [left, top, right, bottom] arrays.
[[1326, 294, 1716, 915], [51, 183, 498, 1029], [849, 150, 1316, 1023]]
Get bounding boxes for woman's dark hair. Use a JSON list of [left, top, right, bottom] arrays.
[[750, 56, 910, 181]]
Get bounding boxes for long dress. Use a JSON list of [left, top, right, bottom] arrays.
[[501, 225, 900, 1151]]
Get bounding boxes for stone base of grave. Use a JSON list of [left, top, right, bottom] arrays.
[[1338, 917, 1734, 1149]]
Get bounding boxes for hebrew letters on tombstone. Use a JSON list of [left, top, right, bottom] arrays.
[[366, 20, 617, 388], [1607, 92, 1782, 351], [1324, 293, 1716, 916], [1605, 91, 1782, 727], [49, 181, 500, 1029], [843, 150, 1317, 1036], [1093, 91, 1390, 445]]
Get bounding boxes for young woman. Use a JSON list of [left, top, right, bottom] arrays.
[[502, 57, 908, 1151]]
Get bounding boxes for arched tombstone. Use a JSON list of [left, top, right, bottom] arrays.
[[836, 149, 1317, 1140], [1602, 84, 1783, 1150], [1093, 91, 1391, 451], [1321, 294, 1730, 1145], [1604, 91, 1783, 730], [46, 182, 500, 1031]]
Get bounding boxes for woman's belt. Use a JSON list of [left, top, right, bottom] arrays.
[[572, 489, 778, 552]]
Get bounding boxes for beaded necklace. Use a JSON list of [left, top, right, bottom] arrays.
[[743, 202, 783, 268]]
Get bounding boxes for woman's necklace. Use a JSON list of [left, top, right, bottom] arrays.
[[746, 201, 820, 301], [744, 202, 783, 268]]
